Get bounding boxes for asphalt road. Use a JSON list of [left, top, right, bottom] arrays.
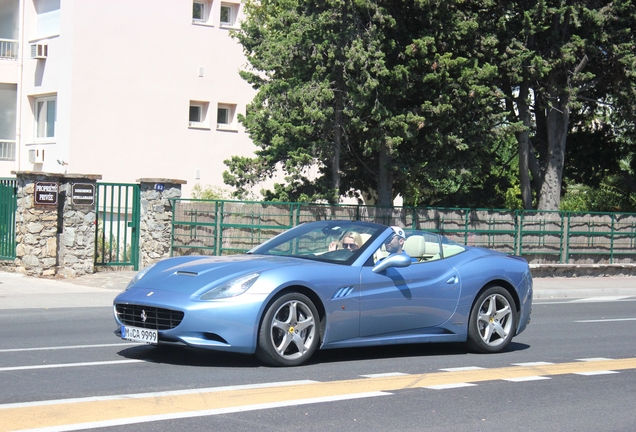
[[1, 272, 636, 431]]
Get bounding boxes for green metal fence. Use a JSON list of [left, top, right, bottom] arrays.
[[0, 178, 17, 260], [170, 200, 636, 264], [95, 183, 140, 270]]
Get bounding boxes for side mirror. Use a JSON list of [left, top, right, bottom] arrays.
[[372, 254, 412, 273]]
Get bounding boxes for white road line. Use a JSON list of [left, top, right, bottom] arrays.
[[575, 318, 636, 323], [15, 392, 391, 432], [424, 383, 478, 390], [577, 357, 614, 362], [574, 371, 620, 376], [439, 366, 485, 372], [361, 372, 409, 378], [512, 362, 555, 367], [535, 297, 636, 305], [503, 376, 552, 382], [571, 296, 632, 303], [0, 343, 138, 353], [0, 359, 144, 372]]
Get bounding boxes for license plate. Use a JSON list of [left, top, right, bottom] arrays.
[[121, 325, 158, 344]]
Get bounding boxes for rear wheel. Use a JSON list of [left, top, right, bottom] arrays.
[[256, 293, 320, 366], [467, 286, 517, 353]]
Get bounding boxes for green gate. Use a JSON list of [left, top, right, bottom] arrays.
[[95, 183, 140, 270], [0, 178, 17, 260]]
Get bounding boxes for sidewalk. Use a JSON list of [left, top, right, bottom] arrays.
[[0, 270, 136, 309], [2, 270, 636, 309], [531, 276, 636, 300]]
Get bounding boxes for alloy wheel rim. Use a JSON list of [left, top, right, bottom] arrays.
[[269, 300, 316, 360], [476, 293, 513, 347]]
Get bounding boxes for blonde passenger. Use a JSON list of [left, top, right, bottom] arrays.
[[329, 231, 364, 252]]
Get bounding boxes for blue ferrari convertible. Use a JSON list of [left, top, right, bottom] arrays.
[[114, 220, 532, 366]]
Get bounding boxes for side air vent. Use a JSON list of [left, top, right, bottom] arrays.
[[332, 286, 355, 299]]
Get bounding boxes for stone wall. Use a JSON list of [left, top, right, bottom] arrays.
[[138, 178, 185, 269], [12, 172, 101, 277], [4, 174, 185, 278], [57, 181, 98, 278], [14, 177, 58, 277]]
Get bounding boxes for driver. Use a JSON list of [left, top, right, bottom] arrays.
[[381, 226, 416, 262], [329, 231, 363, 252]]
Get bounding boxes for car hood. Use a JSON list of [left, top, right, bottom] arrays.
[[130, 254, 319, 294]]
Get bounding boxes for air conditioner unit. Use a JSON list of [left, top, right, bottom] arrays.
[[30, 43, 48, 59], [29, 149, 45, 163]]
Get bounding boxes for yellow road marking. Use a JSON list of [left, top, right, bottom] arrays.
[[2, 357, 636, 431]]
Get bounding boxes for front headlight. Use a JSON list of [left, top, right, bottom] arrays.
[[200, 273, 260, 300], [124, 262, 157, 291]]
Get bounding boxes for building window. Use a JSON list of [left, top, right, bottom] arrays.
[[0, 84, 17, 156], [220, 3, 238, 27], [217, 107, 229, 124], [189, 101, 209, 128], [193, 2, 204, 21], [35, 95, 56, 140], [193, 1, 212, 24], [190, 105, 202, 122], [0, 141, 16, 161], [217, 103, 236, 130], [36, 0, 60, 38]]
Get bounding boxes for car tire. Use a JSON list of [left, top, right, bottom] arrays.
[[467, 286, 517, 353], [256, 292, 320, 367]]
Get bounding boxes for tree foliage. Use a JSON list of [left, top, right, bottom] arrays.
[[225, 0, 511, 206], [226, 0, 636, 211], [190, 184, 231, 200], [493, 0, 636, 210]]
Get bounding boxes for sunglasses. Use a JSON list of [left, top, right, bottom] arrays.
[[384, 235, 396, 244], [342, 242, 357, 249]]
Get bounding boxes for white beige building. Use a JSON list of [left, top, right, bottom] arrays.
[[0, 0, 257, 197]]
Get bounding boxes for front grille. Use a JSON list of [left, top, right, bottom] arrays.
[[115, 304, 184, 330]]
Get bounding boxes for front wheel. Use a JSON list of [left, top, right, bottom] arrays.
[[467, 286, 517, 353], [256, 293, 320, 366]]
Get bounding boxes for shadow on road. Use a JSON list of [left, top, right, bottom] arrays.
[[117, 344, 261, 368], [116, 341, 530, 368]]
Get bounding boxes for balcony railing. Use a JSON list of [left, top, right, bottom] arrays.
[[0, 39, 18, 59], [0, 141, 16, 161]]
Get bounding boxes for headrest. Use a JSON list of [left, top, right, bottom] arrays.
[[404, 235, 426, 257]]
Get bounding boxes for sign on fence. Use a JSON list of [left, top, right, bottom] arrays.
[[34, 181, 58, 205], [71, 183, 95, 206]]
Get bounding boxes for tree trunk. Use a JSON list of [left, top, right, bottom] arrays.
[[536, 52, 587, 211], [537, 94, 569, 211], [330, 0, 348, 200], [332, 90, 343, 195], [377, 143, 393, 206], [517, 83, 533, 209]]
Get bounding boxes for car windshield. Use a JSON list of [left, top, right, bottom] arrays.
[[248, 220, 386, 264]]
